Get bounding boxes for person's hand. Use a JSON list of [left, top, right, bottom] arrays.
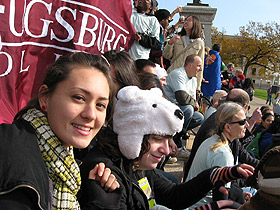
[[250, 107, 262, 121], [168, 35, 180, 45], [211, 164, 254, 191], [202, 78, 209, 84], [236, 164, 255, 178], [89, 162, 120, 192], [243, 191, 252, 201], [216, 200, 235, 210], [133, 33, 141, 42], [221, 79, 228, 85], [194, 102, 199, 111], [168, 138, 178, 156], [174, 6, 182, 14]]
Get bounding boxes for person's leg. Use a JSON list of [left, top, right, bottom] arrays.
[[174, 105, 194, 160], [187, 111, 204, 130], [179, 104, 194, 131], [202, 94, 212, 114], [269, 95, 272, 105], [266, 95, 269, 104]]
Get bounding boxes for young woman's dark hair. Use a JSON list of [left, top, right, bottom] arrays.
[[242, 78, 254, 90], [103, 50, 141, 90], [180, 15, 202, 39], [257, 117, 280, 157], [137, 72, 163, 91], [14, 52, 113, 120], [261, 112, 274, 122]]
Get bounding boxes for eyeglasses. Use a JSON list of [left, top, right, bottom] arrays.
[[229, 119, 247, 126]]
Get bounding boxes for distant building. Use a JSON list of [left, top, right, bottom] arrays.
[[246, 66, 278, 90]]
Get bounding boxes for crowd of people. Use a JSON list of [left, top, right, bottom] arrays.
[[0, 0, 280, 209]]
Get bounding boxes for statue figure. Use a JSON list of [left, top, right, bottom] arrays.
[[187, 0, 208, 6]]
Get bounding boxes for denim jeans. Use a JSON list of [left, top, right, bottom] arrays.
[[266, 95, 272, 105], [179, 104, 204, 131]]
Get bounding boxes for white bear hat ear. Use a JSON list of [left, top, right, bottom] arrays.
[[116, 86, 162, 103], [113, 86, 184, 159]]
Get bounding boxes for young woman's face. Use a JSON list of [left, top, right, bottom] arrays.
[[263, 115, 274, 129], [40, 67, 110, 148], [183, 16, 194, 32], [138, 135, 170, 170], [227, 110, 248, 141]]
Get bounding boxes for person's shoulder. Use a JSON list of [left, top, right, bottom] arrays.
[[0, 120, 49, 210], [193, 38, 204, 43], [170, 67, 185, 75], [0, 119, 37, 148]]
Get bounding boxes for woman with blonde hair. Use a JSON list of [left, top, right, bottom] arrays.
[[163, 15, 205, 90], [186, 102, 250, 208]]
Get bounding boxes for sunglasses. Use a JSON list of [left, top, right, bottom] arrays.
[[229, 119, 247, 126]]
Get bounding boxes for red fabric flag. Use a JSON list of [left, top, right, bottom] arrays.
[[0, 0, 135, 123]]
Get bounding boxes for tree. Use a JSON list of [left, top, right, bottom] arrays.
[[211, 21, 280, 76]]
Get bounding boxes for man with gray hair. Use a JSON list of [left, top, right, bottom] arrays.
[[164, 54, 204, 159], [204, 90, 227, 120]]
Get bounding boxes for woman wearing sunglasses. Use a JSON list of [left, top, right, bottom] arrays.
[[185, 102, 250, 209]]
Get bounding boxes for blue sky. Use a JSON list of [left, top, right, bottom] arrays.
[[154, 0, 280, 35]]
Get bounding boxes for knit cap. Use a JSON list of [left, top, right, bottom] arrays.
[[113, 86, 184, 159], [257, 145, 280, 195], [155, 64, 167, 80], [238, 74, 245, 81]]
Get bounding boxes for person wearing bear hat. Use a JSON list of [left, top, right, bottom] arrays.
[[238, 145, 280, 210], [79, 86, 254, 210]]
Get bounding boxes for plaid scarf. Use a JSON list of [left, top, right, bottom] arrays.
[[23, 108, 81, 209]]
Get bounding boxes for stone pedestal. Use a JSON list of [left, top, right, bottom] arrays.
[[181, 5, 217, 48]]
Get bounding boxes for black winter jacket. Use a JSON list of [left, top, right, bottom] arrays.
[[79, 147, 216, 210], [0, 119, 50, 210]]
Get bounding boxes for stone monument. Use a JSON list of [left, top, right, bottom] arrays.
[[181, 0, 216, 48]]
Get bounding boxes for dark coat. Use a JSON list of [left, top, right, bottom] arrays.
[[264, 133, 280, 153], [79, 147, 215, 210], [0, 119, 50, 210], [238, 190, 280, 210]]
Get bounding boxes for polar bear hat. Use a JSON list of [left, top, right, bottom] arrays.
[[113, 86, 184, 159]]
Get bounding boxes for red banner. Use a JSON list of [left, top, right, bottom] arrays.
[[0, 0, 135, 123]]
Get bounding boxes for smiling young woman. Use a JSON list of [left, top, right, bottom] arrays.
[[0, 52, 120, 210]]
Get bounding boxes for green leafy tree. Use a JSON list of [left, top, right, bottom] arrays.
[[211, 21, 280, 76]]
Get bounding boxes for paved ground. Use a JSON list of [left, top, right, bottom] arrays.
[[164, 96, 269, 183]]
